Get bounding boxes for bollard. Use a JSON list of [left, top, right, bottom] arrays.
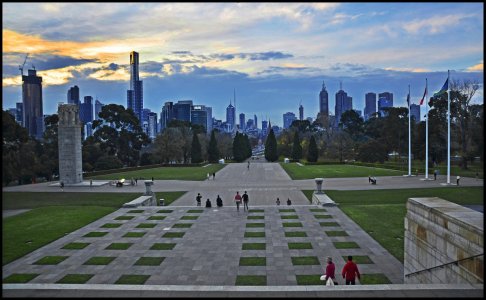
[[315, 178, 324, 194]]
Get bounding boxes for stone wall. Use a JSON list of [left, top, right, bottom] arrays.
[[404, 197, 483, 284], [58, 104, 83, 184]]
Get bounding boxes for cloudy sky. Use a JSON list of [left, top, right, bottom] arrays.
[[2, 2, 483, 126]]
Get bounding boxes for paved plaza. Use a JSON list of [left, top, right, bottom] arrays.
[[3, 162, 483, 296]]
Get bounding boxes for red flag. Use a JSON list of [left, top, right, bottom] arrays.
[[419, 85, 427, 105]]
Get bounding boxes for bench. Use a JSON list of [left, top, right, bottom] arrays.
[[122, 196, 156, 208]]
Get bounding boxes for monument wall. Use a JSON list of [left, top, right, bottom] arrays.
[[58, 104, 83, 184], [404, 197, 483, 284]]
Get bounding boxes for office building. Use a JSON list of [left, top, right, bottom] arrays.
[[148, 112, 158, 138], [22, 69, 43, 139], [335, 83, 352, 126], [378, 92, 393, 117], [160, 101, 174, 131], [299, 104, 304, 120], [319, 81, 329, 116], [205, 106, 213, 133], [173, 100, 192, 122], [226, 101, 235, 133], [67, 85, 80, 105], [262, 120, 268, 136], [246, 119, 254, 130], [142, 108, 151, 124], [127, 51, 143, 120], [283, 112, 296, 129], [191, 105, 208, 132], [94, 99, 103, 120], [364, 92, 377, 121], [410, 104, 421, 123], [16, 102, 23, 124], [254, 114, 258, 129], [80, 96, 93, 124], [239, 113, 246, 131]]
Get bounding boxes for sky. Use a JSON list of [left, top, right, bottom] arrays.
[[2, 2, 484, 127]]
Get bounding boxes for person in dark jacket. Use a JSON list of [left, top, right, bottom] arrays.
[[205, 198, 212, 208], [216, 195, 223, 207]]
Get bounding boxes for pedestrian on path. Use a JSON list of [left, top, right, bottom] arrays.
[[234, 191, 242, 212], [213, 172, 216, 180], [216, 195, 223, 207], [205, 198, 212, 208], [207, 173, 210, 180], [456, 176, 461, 185], [135, 178, 138, 185], [287, 198, 292, 206], [242, 191, 249, 211], [342, 256, 360, 285], [247, 161, 250, 170], [276, 198, 280, 206], [196, 193, 202, 206], [90, 179, 93, 187], [323, 257, 337, 285], [434, 170, 437, 180], [60, 181, 64, 192]]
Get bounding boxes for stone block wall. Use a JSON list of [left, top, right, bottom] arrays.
[[404, 197, 483, 284], [58, 104, 83, 184]]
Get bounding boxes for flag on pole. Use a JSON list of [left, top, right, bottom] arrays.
[[419, 85, 427, 105], [406, 91, 410, 107], [433, 77, 449, 97]]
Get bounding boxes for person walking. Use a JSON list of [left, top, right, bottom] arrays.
[[207, 173, 210, 180], [216, 195, 223, 207], [213, 172, 216, 180], [234, 191, 242, 212], [276, 198, 281, 206], [247, 161, 250, 170], [196, 193, 202, 206], [456, 176, 461, 185], [323, 257, 337, 285], [434, 170, 437, 180], [60, 181, 64, 192], [90, 179, 93, 187], [242, 191, 249, 212], [342, 255, 360, 285]]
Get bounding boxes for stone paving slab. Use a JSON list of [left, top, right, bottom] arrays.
[[2, 205, 403, 286]]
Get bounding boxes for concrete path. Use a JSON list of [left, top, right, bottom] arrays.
[[2, 209, 31, 219]]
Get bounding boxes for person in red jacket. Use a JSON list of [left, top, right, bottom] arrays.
[[324, 257, 336, 284], [342, 255, 360, 285], [234, 191, 242, 212]]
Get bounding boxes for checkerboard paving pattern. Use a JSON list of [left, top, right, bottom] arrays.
[[2, 205, 403, 285]]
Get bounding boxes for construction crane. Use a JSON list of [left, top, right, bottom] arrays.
[[19, 53, 29, 76]]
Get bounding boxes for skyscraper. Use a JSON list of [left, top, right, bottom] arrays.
[[22, 69, 43, 139], [319, 81, 329, 116], [173, 100, 192, 122], [67, 85, 80, 105], [205, 106, 213, 133], [335, 83, 352, 126], [299, 104, 304, 120], [148, 112, 158, 138], [378, 92, 393, 117], [127, 51, 143, 120], [16, 102, 23, 124], [410, 104, 421, 123], [262, 120, 268, 136], [254, 114, 258, 129], [160, 101, 174, 131], [94, 99, 103, 120], [191, 105, 208, 132], [239, 113, 246, 131], [80, 96, 93, 124], [283, 112, 296, 129], [226, 101, 235, 132], [364, 92, 377, 121]]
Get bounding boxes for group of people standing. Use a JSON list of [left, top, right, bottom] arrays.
[[196, 193, 223, 208]]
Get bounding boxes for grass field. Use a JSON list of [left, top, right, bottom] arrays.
[[87, 164, 226, 181], [2, 191, 185, 265], [281, 163, 405, 180], [303, 187, 483, 262]]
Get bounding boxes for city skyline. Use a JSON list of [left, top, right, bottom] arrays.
[[2, 2, 484, 126]]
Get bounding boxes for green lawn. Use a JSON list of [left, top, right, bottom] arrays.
[[115, 275, 150, 285], [281, 163, 404, 179], [2, 191, 185, 266], [303, 187, 483, 262], [235, 275, 267, 286], [88, 164, 226, 181]]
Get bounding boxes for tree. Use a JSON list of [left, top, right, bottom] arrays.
[[37, 114, 59, 181], [191, 132, 203, 163], [307, 135, 318, 162], [357, 138, 387, 163], [233, 132, 247, 162], [340, 110, 364, 141], [2, 110, 30, 185], [291, 131, 302, 160], [153, 127, 184, 163], [265, 128, 278, 162], [94, 155, 123, 170], [92, 104, 150, 167], [208, 129, 220, 162]]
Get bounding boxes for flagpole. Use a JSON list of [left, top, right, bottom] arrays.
[[425, 78, 429, 179], [408, 84, 411, 176], [447, 70, 450, 184]]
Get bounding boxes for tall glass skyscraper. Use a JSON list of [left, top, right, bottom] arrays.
[[127, 51, 143, 120], [335, 86, 352, 126], [22, 69, 43, 139], [226, 101, 235, 132], [378, 92, 393, 117], [94, 99, 103, 120], [319, 81, 329, 116], [239, 113, 245, 131], [364, 92, 377, 121], [67, 85, 80, 105]]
